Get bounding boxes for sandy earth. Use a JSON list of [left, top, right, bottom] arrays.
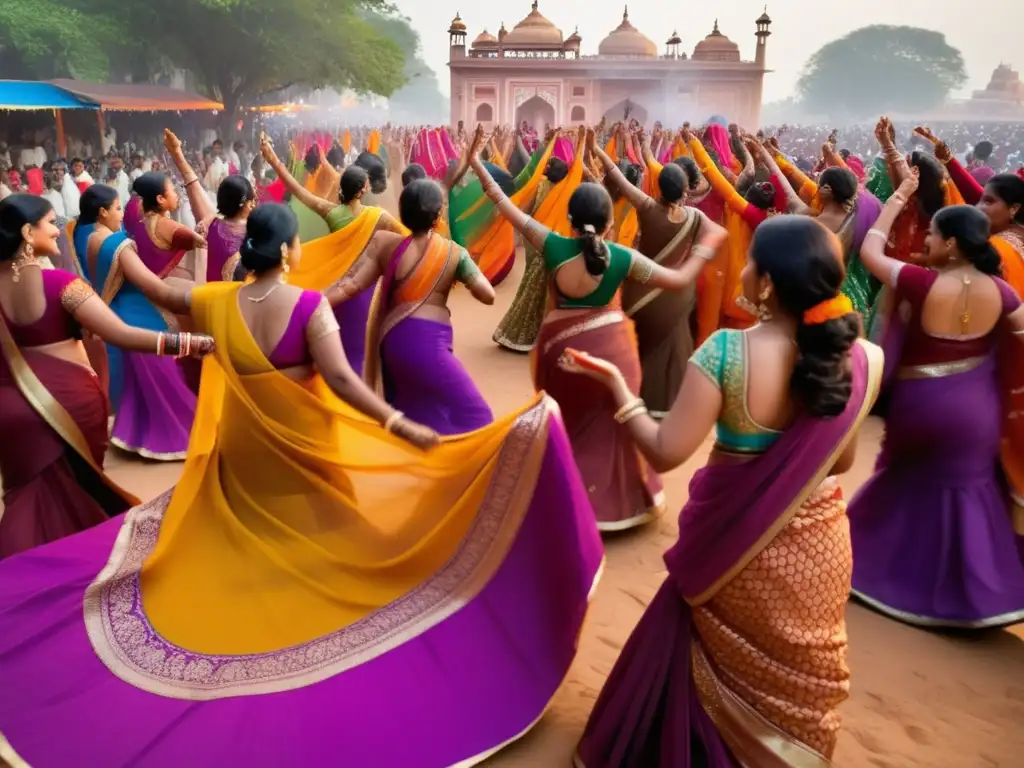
[[88, 255, 1023, 767]]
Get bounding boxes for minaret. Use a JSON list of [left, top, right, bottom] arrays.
[[755, 7, 772, 69], [448, 12, 467, 60]]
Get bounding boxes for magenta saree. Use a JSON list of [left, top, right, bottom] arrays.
[[577, 339, 883, 767]]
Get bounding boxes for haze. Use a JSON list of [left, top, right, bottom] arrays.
[[399, 0, 1023, 104]]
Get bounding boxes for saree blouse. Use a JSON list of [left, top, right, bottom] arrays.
[[1, 269, 94, 347], [542, 232, 632, 309], [265, 290, 338, 370], [690, 329, 783, 454]]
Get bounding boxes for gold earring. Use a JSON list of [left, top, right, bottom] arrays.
[[757, 287, 773, 321], [12, 242, 35, 283], [280, 245, 290, 275]]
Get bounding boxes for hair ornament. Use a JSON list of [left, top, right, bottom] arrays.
[[583, 224, 597, 234], [803, 294, 854, 326]]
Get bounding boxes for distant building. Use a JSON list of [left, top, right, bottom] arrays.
[[970, 64, 1024, 110], [447, 3, 773, 130]]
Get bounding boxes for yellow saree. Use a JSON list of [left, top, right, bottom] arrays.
[[127, 282, 554, 663], [287, 207, 384, 291]]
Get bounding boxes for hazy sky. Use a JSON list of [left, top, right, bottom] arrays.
[[396, 0, 1022, 103]]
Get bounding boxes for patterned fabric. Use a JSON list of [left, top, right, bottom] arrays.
[[492, 246, 547, 352], [689, 329, 782, 454], [840, 253, 879, 319]]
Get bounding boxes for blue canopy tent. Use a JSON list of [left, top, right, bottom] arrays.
[[0, 81, 99, 158]]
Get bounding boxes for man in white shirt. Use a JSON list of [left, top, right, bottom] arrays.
[[41, 166, 67, 218], [60, 163, 82, 218], [108, 154, 132, 206]]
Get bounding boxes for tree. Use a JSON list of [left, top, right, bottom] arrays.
[[797, 26, 967, 118], [0, 0, 120, 80], [362, 11, 449, 124]]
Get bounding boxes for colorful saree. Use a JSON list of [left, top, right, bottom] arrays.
[[89, 231, 196, 460], [364, 234, 493, 435], [288, 206, 385, 378], [993, 230, 1024, 538], [837, 190, 884, 319], [0, 282, 603, 766], [0, 312, 136, 558], [578, 340, 883, 767], [533, 309, 664, 531], [67, 221, 110, 396]]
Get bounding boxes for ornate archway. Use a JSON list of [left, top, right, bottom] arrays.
[[514, 88, 557, 131], [602, 98, 648, 126]]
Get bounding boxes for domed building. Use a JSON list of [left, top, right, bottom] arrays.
[[970, 64, 1024, 108], [450, 4, 772, 130]]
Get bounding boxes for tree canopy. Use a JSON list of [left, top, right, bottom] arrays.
[[0, 0, 119, 81], [798, 25, 967, 118]]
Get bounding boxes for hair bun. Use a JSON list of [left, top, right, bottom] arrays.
[[583, 224, 597, 234]]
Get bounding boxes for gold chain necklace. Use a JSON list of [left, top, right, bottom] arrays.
[[246, 279, 284, 303]]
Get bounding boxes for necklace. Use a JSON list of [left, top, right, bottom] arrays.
[[247, 279, 284, 303]]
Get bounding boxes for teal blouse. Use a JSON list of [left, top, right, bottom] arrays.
[[690, 329, 782, 454], [541, 232, 632, 309]]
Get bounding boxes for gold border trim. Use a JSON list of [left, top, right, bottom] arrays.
[[85, 399, 556, 699], [541, 311, 626, 356], [850, 589, 1024, 629], [896, 355, 986, 380], [109, 436, 188, 462], [98, 236, 133, 305], [688, 339, 884, 607], [623, 214, 699, 319], [596, 491, 666, 532], [220, 253, 241, 282], [0, 733, 30, 768], [691, 641, 831, 768]]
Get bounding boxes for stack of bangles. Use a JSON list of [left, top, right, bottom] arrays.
[[613, 398, 648, 425], [383, 410, 405, 433], [156, 331, 194, 358]]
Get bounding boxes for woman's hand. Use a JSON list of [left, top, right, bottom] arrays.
[[163, 129, 182, 155], [393, 418, 440, 451], [896, 166, 920, 198], [189, 333, 216, 358], [260, 132, 280, 165], [470, 124, 487, 156], [913, 125, 938, 145], [557, 348, 625, 388]]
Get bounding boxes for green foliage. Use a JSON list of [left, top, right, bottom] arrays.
[[798, 25, 968, 118], [0, 0, 119, 80]]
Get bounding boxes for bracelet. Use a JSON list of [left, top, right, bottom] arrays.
[[384, 411, 404, 433], [890, 194, 908, 206], [613, 397, 645, 424], [156, 332, 166, 355], [184, 177, 200, 187], [866, 228, 889, 241], [616, 403, 649, 425], [182, 332, 193, 359], [692, 244, 716, 261]]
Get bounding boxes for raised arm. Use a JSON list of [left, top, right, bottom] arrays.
[[770, 139, 818, 205], [323, 231, 401, 307], [454, 246, 495, 305], [259, 134, 335, 220], [733, 131, 757, 192], [915, 126, 985, 205], [860, 170, 920, 287], [164, 129, 215, 223], [591, 128, 651, 210], [442, 134, 473, 191], [469, 126, 550, 252], [627, 209, 725, 292], [876, 117, 910, 188], [747, 137, 811, 215], [686, 131, 756, 222]]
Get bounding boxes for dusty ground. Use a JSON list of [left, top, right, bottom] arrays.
[[96, 255, 1023, 767]]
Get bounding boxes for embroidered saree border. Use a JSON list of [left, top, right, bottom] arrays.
[[623, 212, 700, 319], [896, 355, 987, 380], [687, 339, 884, 607], [850, 590, 1024, 630], [83, 399, 553, 699]]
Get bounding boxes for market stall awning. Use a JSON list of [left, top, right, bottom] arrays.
[[47, 80, 223, 112], [0, 81, 99, 110]]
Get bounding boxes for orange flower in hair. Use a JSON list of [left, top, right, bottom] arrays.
[[803, 295, 854, 326]]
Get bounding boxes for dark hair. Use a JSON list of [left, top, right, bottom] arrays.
[[399, 179, 444, 234], [326, 145, 345, 169], [216, 174, 255, 218], [340, 166, 368, 204], [544, 157, 569, 184], [77, 184, 119, 233], [974, 140, 994, 161], [657, 163, 687, 205], [933, 205, 1001, 275], [751, 216, 858, 418], [672, 156, 701, 190], [133, 171, 171, 213], [567, 183, 613, 276], [910, 151, 946, 218], [401, 163, 427, 188], [839, 148, 852, 160], [745, 180, 776, 211], [71, 157, 84, 166], [621, 162, 643, 188], [240, 203, 298, 275], [355, 152, 387, 194], [303, 146, 321, 174], [987, 173, 1024, 224], [484, 163, 515, 196], [817, 167, 858, 206], [0, 194, 53, 261]]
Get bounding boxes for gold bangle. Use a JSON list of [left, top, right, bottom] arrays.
[[384, 411, 404, 433], [618, 405, 649, 425], [613, 398, 645, 424]]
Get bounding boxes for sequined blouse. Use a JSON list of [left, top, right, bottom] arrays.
[[690, 329, 782, 454], [1, 268, 95, 347]]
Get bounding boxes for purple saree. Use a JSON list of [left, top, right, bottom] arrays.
[[577, 340, 883, 768], [203, 217, 246, 283]]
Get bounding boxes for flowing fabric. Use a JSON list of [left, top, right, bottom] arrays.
[[67, 221, 110, 394], [994, 231, 1024, 534], [850, 274, 1024, 627], [364, 235, 492, 434], [88, 231, 196, 459], [838, 190, 884, 318], [288, 207, 384, 376], [578, 340, 883, 767], [612, 198, 639, 248], [533, 309, 664, 530], [0, 281, 604, 767], [0, 317, 136, 558]]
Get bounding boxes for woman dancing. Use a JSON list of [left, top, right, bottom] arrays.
[[0, 194, 211, 558], [592, 130, 726, 417], [328, 178, 495, 435], [80, 183, 199, 460], [164, 129, 255, 283], [472, 133, 716, 532], [493, 129, 585, 353], [848, 170, 1024, 628], [261, 135, 405, 377], [0, 203, 603, 768], [568, 215, 882, 766]]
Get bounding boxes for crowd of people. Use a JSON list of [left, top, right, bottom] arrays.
[[0, 110, 1022, 766]]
